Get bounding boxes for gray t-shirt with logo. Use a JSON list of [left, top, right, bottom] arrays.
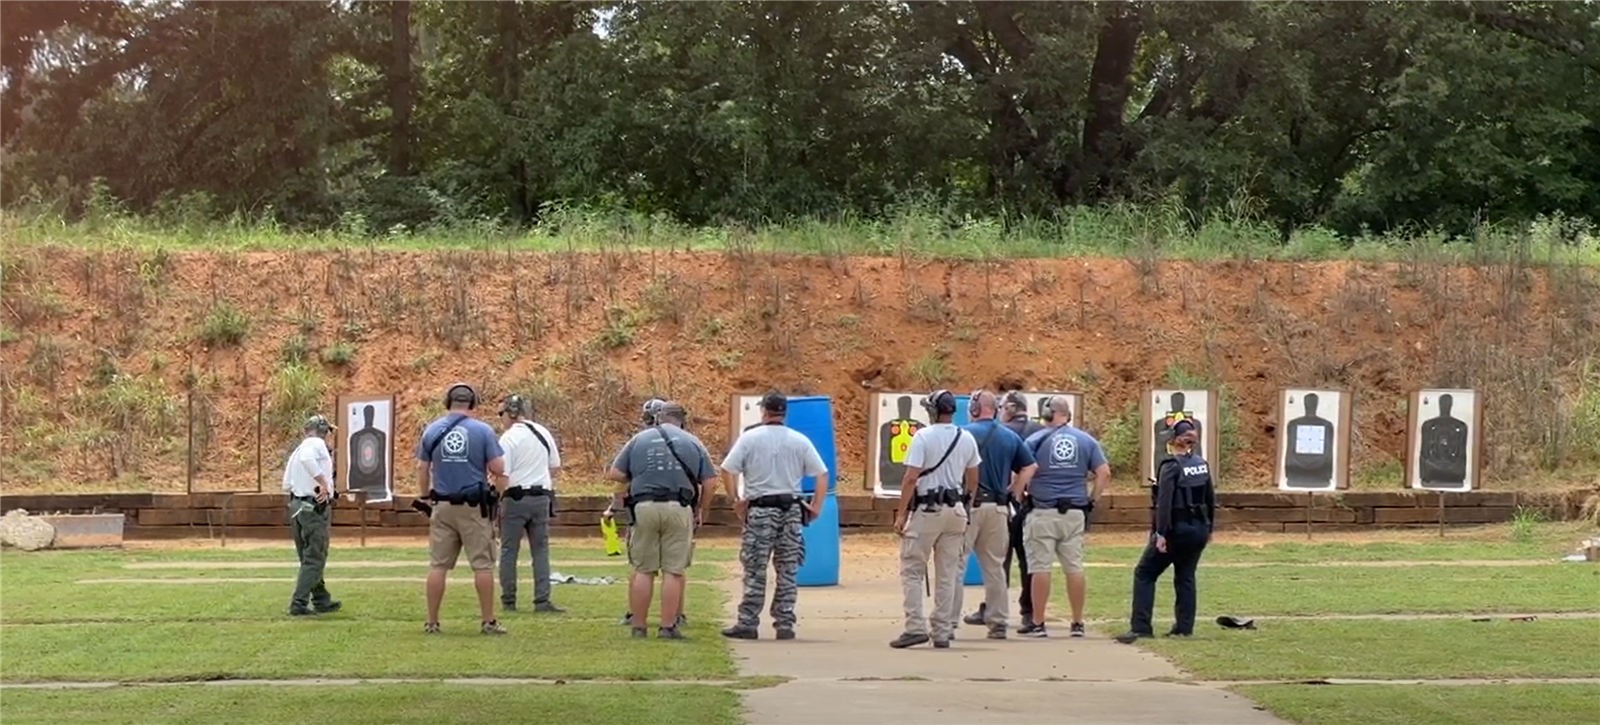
[[723, 423, 829, 498], [612, 423, 716, 498]]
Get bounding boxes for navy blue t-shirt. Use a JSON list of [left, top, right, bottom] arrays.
[[962, 419, 1035, 499], [416, 414, 505, 495]]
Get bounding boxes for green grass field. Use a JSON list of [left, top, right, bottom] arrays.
[[1, 526, 1597, 725]]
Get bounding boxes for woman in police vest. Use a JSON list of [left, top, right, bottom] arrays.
[[1115, 418, 1216, 643]]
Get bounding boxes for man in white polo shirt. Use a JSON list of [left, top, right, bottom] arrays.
[[283, 413, 342, 617], [494, 394, 564, 613]]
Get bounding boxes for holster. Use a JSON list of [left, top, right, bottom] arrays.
[[912, 488, 962, 513]]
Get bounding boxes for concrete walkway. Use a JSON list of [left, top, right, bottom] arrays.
[[717, 566, 1292, 725]]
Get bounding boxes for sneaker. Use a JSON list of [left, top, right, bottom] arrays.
[[313, 600, 342, 614], [1163, 630, 1192, 638], [932, 638, 951, 649], [534, 602, 565, 614], [987, 625, 1008, 640], [775, 628, 796, 641], [502, 602, 518, 612], [720, 625, 759, 640], [677, 613, 689, 627], [481, 620, 508, 635], [1018, 621, 1048, 638], [1115, 631, 1153, 644], [423, 622, 441, 634], [889, 632, 931, 649], [963, 603, 987, 626], [288, 603, 316, 617], [631, 627, 648, 639], [619, 611, 634, 626], [657, 626, 685, 640], [1070, 622, 1086, 638]]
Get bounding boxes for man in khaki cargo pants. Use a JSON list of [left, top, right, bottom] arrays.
[[890, 390, 982, 650]]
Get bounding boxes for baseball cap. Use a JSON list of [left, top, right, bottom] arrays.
[[759, 390, 788, 414]]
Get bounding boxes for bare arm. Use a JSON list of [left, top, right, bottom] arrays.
[[1091, 464, 1110, 503], [963, 466, 979, 500], [1009, 463, 1038, 500], [415, 459, 431, 497], [487, 455, 506, 478]]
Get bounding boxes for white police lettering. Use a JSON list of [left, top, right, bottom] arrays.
[[442, 428, 468, 461], [1182, 464, 1209, 477], [1051, 434, 1078, 465]]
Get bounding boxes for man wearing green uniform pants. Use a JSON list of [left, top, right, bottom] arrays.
[[283, 414, 342, 616]]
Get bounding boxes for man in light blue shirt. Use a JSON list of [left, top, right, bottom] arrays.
[[416, 382, 506, 636], [1012, 396, 1109, 639]]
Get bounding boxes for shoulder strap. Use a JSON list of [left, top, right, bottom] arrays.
[[916, 428, 965, 480], [519, 422, 552, 454], [1030, 426, 1055, 459], [424, 414, 469, 461], [975, 420, 999, 450], [654, 426, 702, 486]]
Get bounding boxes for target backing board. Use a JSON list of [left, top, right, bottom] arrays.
[[1274, 388, 1352, 492], [1140, 389, 1221, 486], [866, 392, 934, 498], [1406, 388, 1483, 492], [337, 393, 396, 504], [726, 394, 767, 499]]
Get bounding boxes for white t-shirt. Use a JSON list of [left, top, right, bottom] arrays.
[[903, 423, 982, 495], [722, 424, 829, 498], [498, 420, 561, 490], [282, 436, 332, 497]]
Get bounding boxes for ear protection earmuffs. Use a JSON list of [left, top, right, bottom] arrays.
[[921, 389, 955, 416], [443, 382, 479, 410]]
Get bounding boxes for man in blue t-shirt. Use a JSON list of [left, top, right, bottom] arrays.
[[1015, 396, 1109, 639], [956, 391, 1037, 639], [415, 382, 506, 636]]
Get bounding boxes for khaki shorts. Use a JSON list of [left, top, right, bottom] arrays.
[[1023, 508, 1086, 574], [628, 501, 693, 576], [428, 502, 495, 571]]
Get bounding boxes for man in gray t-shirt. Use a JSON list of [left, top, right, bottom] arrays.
[[718, 392, 828, 640], [605, 402, 717, 639]]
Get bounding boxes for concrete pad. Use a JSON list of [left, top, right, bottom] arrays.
[[740, 680, 1289, 725], [716, 568, 1293, 725]]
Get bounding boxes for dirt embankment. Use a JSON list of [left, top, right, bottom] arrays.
[[2, 247, 1597, 494]]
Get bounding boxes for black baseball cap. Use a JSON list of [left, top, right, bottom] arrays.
[[759, 390, 787, 414]]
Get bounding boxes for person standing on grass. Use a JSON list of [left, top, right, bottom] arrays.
[[283, 413, 342, 617], [890, 390, 982, 650], [955, 390, 1037, 639], [417, 382, 508, 636], [1117, 418, 1215, 643], [612, 398, 690, 628], [494, 393, 564, 614], [719, 391, 828, 641], [605, 401, 716, 640], [1014, 396, 1108, 639]]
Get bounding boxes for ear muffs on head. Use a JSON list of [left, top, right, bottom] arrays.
[[443, 382, 478, 410]]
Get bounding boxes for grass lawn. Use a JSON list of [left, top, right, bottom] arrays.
[[0, 683, 743, 725], [1116, 618, 1600, 680], [1233, 683, 1600, 725], [0, 543, 747, 723]]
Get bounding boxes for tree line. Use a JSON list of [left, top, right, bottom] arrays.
[[3, 1, 1598, 240]]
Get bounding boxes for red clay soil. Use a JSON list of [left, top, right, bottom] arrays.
[[2, 247, 1595, 494]]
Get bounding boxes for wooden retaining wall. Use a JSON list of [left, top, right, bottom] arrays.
[[0, 490, 1587, 540]]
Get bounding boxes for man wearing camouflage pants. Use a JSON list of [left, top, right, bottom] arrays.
[[719, 391, 828, 640], [282, 414, 342, 617]]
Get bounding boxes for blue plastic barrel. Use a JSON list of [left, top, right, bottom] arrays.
[[785, 396, 837, 494], [952, 396, 971, 426], [787, 395, 841, 586], [963, 549, 983, 585], [796, 491, 841, 587]]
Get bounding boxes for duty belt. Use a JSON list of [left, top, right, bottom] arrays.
[[973, 488, 1008, 505], [633, 491, 690, 506], [748, 494, 800, 509], [1034, 500, 1093, 514], [425, 485, 498, 519], [504, 487, 549, 501], [913, 488, 962, 512]]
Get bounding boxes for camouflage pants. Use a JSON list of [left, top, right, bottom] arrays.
[[735, 505, 806, 630]]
